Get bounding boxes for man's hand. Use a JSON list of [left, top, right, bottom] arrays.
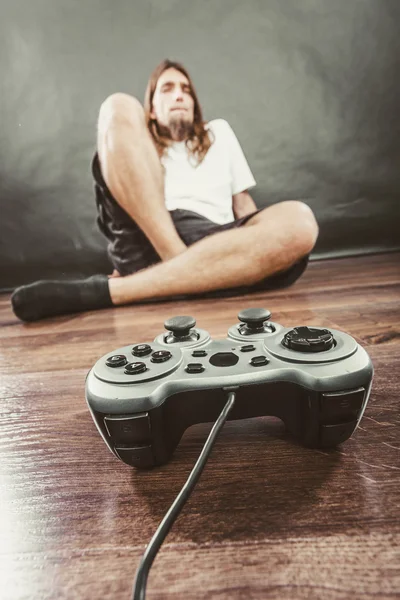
[[232, 190, 258, 219]]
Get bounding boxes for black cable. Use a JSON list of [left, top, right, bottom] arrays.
[[132, 391, 236, 600]]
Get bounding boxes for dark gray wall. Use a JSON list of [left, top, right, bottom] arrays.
[[1, 0, 400, 290]]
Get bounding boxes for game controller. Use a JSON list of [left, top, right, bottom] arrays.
[[85, 308, 373, 468]]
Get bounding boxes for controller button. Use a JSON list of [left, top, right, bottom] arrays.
[[250, 355, 270, 367], [320, 388, 365, 421], [186, 363, 205, 373], [104, 413, 151, 444], [115, 445, 155, 468], [209, 352, 239, 367], [151, 350, 172, 363], [240, 344, 256, 352], [132, 344, 152, 357], [106, 354, 128, 368], [192, 350, 208, 357], [319, 420, 358, 447], [124, 362, 147, 375]]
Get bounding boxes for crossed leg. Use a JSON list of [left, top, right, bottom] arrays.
[[97, 93, 319, 305], [107, 201, 317, 305]]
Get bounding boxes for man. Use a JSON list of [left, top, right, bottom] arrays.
[[11, 59, 319, 322]]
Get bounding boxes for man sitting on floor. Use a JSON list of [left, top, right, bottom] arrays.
[[11, 59, 319, 322]]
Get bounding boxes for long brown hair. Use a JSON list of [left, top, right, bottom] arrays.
[[143, 59, 214, 166]]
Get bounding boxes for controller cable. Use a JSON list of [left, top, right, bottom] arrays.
[[132, 390, 236, 600]]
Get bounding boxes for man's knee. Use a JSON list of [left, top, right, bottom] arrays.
[[286, 200, 319, 254], [97, 93, 145, 145], [256, 200, 319, 257]]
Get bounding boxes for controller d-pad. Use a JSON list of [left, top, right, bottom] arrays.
[[209, 352, 239, 367], [151, 350, 172, 363], [124, 362, 147, 375], [282, 327, 335, 353], [106, 354, 128, 368], [132, 344, 152, 357], [250, 355, 270, 367]]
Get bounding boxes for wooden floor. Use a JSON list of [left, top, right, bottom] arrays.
[[0, 252, 399, 600]]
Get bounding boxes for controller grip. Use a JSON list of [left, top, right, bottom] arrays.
[[118, 383, 368, 468], [88, 380, 371, 468]]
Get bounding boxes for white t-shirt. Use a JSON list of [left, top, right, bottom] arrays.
[[161, 118, 256, 224]]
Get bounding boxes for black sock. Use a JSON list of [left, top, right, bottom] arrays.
[[11, 274, 113, 322]]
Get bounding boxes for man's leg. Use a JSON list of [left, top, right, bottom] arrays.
[[96, 92, 186, 262], [109, 200, 318, 304], [11, 199, 317, 321], [11, 200, 317, 321]]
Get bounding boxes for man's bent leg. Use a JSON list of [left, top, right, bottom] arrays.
[[109, 201, 319, 305], [11, 201, 318, 321], [97, 93, 187, 261]]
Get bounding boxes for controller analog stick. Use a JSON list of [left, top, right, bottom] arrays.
[[164, 315, 199, 343], [282, 326, 335, 353], [237, 308, 274, 335]]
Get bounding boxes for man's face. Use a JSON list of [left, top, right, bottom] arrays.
[[150, 67, 195, 141]]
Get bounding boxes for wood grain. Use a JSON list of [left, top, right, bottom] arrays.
[[0, 253, 399, 599]]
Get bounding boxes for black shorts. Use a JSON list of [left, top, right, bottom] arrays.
[[91, 152, 309, 297]]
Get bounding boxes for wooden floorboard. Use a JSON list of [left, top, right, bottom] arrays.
[[0, 252, 399, 599]]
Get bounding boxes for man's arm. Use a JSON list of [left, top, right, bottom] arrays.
[[232, 190, 258, 219]]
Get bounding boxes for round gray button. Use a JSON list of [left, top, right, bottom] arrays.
[[106, 354, 128, 368], [132, 344, 152, 357], [124, 362, 147, 375], [151, 350, 172, 363]]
